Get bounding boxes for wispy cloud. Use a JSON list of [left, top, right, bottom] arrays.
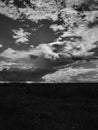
[[42, 64, 98, 83]]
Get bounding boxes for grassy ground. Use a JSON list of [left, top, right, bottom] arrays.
[[0, 84, 98, 130]]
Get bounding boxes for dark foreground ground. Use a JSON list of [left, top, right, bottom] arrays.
[[0, 84, 98, 130]]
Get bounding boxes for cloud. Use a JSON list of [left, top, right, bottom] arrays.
[[49, 24, 65, 32], [0, 44, 60, 70], [0, 60, 34, 71], [0, 2, 98, 72], [0, 44, 3, 48], [2, 19, 98, 65], [0, 1, 20, 19], [34, 44, 59, 60], [60, 25, 98, 57], [0, 0, 59, 22], [42, 64, 98, 83], [12, 28, 31, 44], [0, 48, 36, 70]]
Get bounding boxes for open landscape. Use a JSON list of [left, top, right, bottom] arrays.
[[0, 84, 97, 130]]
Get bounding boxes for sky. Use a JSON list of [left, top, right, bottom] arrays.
[[0, 0, 98, 82]]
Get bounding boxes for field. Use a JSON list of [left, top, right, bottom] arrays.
[[0, 84, 98, 130]]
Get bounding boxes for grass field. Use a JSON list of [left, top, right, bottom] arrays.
[[0, 84, 97, 130]]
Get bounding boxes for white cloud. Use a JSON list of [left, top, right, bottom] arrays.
[[0, 1, 20, 20], [0, 48, 37, 70], [0, 2, 98, 72], [0, 60, 34, 71], [0, 44, 3, 48], [0, 48, 29, 60], [0, 44, 59, 70], [12, 28, 31, 44], [50, 24, 65, 32], [60, 25, 98, 57], [4, 21, 98, 63], [0, 41, 60, 63], [42, 66, 98, 83], [0, 0, 59, 22]]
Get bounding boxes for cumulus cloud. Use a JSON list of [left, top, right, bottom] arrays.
[[12, 28, 31, 44]]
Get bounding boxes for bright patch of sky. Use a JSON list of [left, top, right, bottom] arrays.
[[0, 44, 3, 48]]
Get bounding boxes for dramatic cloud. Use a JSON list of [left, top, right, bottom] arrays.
[[0, 0, 98, 82]]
